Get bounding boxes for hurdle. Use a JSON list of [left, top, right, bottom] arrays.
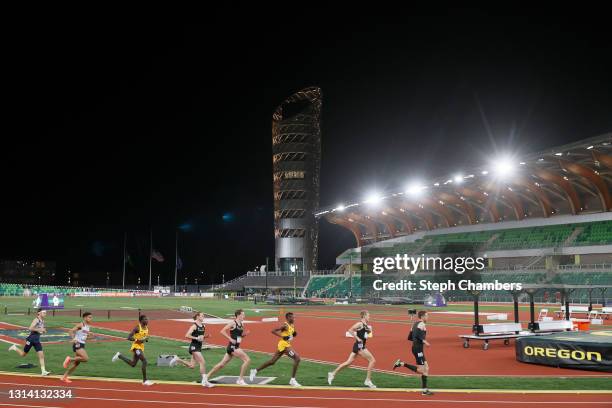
[[523, 283, 612, 332], [599, 306, 612, 319]]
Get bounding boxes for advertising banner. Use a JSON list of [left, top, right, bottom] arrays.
[[516, 332, 612, 372]]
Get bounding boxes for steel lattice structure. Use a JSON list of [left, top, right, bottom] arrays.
[[317, 133, 612, 246], [272, 87, 322, 272]]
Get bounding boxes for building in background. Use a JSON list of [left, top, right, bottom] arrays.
[[272, 87, 322, 272], [0, 260, 56, 284]]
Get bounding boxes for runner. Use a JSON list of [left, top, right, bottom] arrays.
[[112, 314, 154, 386], [393, 310, 433, 395], [169, 311, 214, 387], [249, 312, 301, 387], [8, 309, 50, 376], [61, 312, 93, 383], [328, 310, 376, 388], [204, 309, 251, 386]]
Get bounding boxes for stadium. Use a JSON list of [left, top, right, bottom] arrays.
[[2, 18, 612, 408], [1, 133, 611, 407]]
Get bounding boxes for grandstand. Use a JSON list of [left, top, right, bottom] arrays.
[[0, 283, 136, 297], [221, 135, 612, 306]]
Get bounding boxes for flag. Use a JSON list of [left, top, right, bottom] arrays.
[[176, 256, 183, 270], [151, 250, 165, 262]]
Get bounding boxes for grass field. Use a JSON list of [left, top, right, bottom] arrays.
[[1, 296, 611, 390]]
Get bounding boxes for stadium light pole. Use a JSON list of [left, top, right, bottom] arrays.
[[174, 230, 178, 293], [148, 228, 153, 291], [122, 232, 126, 289], [265, 256, 269, 295]]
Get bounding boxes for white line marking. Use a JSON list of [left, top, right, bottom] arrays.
[[0, 338, 19, 346], [75, 396, 323, 408], [0, 404, 62, 408], [0, 381, 610, 404]]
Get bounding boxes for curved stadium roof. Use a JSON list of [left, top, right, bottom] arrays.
[[317, 133, 612, 246]]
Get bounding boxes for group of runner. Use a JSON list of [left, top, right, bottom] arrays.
[[8, 307, 433, 395]]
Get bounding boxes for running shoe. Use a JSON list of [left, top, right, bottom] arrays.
[[364, 379, 377, 389], [422, 389, 434, 396], [393, 359, 403, 370], [289, 378, 301, 387], [169, 357, 178, 367], [63, 356, 71, 369], [8, 344, 18, 352], [60, 376, 72, 383], [143, 380, 154, 386], [249, 369, 257, 382], [41, 370, 51, 376], [236, 378, 248, 386], [327, 372, 334, 385], [111, 352, 121, 362]]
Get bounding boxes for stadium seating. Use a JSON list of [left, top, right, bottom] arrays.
[[0, 283, 129, 296], [362, 221, 612, 258], [303, 269, 612, 304]]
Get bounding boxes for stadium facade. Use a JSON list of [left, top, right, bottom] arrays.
[[317, 134, 612, 245], [223, 134, 611, 305], [272, 87, 322, 273]]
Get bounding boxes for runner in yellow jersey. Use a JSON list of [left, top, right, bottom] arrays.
[[112, 315, 154, 386], [249, 312, 301, 387]]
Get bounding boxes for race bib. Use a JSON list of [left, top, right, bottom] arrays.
[[358, 343, 364, 349], [236, 336, 242, 343]]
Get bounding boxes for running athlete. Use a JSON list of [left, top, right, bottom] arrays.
[[169, 311, 214, 387], [393, 310, 433, 395], [204, 309, 251, 386], [112, 315, 154, 386], [328, 310, 376, 388], [8, 309, 50, 376], [61, 312, 93, 383], [249, 312, 301, 387]]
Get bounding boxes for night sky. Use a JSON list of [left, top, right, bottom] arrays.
[[2, 15, 611, 286]]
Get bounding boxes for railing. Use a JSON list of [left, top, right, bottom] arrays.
[[246, 271, 310, 277], [310, 270, 341, 276], [558, 263, 612, 271]]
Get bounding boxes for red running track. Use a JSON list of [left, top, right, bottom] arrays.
[[0, 374, 611, 408], [97, 315, 612, 377]]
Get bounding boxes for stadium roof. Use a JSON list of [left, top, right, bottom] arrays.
[[317, 133, 612, 246]]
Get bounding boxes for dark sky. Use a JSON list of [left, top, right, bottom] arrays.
[[2, 15, 611, 286]]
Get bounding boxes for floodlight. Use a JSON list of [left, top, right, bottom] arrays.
[[364, 193, 382, 205], [406, 183, 426, 197]]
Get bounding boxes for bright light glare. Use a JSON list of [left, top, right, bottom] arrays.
[[453, 174, 464, 183], [334, 204, 346, 212], [492, 157, 515, 179], [406, 183, 426, 197], [364, 193, 382, 205]]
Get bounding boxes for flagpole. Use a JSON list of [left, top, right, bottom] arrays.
[[174, 230, 178, 293], [149, 228, 153, 291], [122, 232, 126, 289]]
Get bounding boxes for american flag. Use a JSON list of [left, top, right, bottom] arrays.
[[151, 250, 165, 262]]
